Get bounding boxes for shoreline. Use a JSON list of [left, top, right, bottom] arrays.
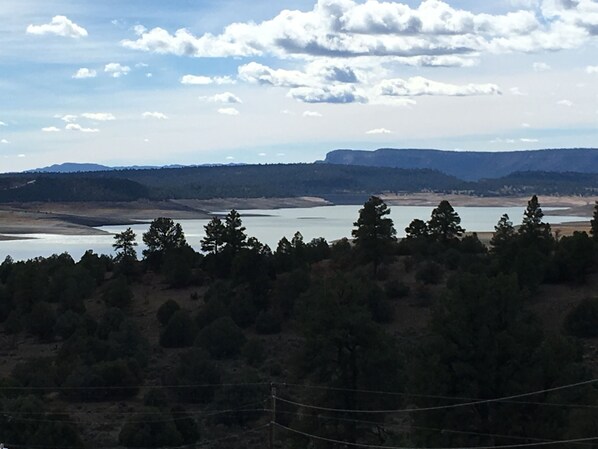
[[0, 195, 594, 239]]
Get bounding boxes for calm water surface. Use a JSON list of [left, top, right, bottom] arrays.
[[0, 205, 589, 261]]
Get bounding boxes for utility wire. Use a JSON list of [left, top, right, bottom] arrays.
[[0, 381, 269, 391], [275, 377, 598, 414], [277, 382, 598, 409], [275, 422, 598, 449], [271, 410, 597, 447]]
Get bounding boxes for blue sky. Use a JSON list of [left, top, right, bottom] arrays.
[[1, 0, 598, 172]]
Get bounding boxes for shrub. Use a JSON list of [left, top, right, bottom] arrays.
[[195, 317, 246, 359], [102, 276, 133, 308], [415, 261, 444, 285], [385, 280, 410, 299], [242, 339, 266, 367], [28, 302, 56, 340], [157, 300, 180, 326], [119, 408, 183, 448], [54, 310, 83, 339], [165, 348, 220, 403], [160, 311, 197, 348], [564, 298, 598, 338], [255, 310, 282, 335]]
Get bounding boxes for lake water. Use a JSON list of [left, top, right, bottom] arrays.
[[0, 205, 590, 261]]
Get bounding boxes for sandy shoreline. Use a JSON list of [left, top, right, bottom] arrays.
[[0, 195, 594, 239]]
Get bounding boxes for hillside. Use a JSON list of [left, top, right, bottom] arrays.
[[0, 199, 597, 449], [324, 148, 598, 181]]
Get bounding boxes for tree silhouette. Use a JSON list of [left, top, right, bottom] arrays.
[[351, 196, 397, 269], [223, 209, 247, 253], [201, 217, 225, 254], [490, 213, 515, 254], [427, 200, 464, 241], [113, 228, 137, 263], [142, 217, 187, 268]]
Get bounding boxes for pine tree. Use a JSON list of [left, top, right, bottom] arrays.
[[201, 217, 225, 254], [490, 213, 515, 253], [113, 228, 137, 262], [590, 201, 598, 240], [223, 209, 247, 253], [427, 200, 464, 241], [351, 196, 397, 269]]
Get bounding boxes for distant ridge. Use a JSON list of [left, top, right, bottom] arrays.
[[323, 148, 598, 181], [27, 162, 241, 173]]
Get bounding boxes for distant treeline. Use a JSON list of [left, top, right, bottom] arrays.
[[1, 163, 598, 202]]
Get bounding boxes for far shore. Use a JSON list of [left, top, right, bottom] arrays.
[[0, 194, 595, 239]]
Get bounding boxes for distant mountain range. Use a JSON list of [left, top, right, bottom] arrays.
[[323, 148, 598, 181], [27, 162, 242, 173]]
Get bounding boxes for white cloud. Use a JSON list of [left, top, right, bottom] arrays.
[[26, 16, 88, 38], [226, 156, 235, 160], [199, 92, 242, 104], [142, 112, 168, 119], [378, 77, 501, 97], [1, 139, 9, 144], [258, 152, 267, 156], [58, 114, 78, 123], [290, 85, 368, 103], [121, 0, 591, 63], [490, 137, 516, 143], [586, 66, 598, 74], [42, 126, 61, 132], [533, 62, 551, 72], [17, 154, 25, 158], [557, 99, 573, 106], [280, 109, 294, 115], [303, 111, 322, 117], [105, 63, 131, 78], [521, 122, 531, 128], [65, 123, 99, 133], [238, 62, 312, 87], [81, 112, 116, 121], [218, 108, 240, 116], [146, 73, 153, 78], [72, 68, 97, 79], [181, 74, 235, 85], [0, 121, 6, 126], [366, 128, 393, 134], [520, 138, 539, 142], [509, 87, 527, 96]]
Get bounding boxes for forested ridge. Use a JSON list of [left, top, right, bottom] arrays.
[[1, 196, 598, 448], [2, 164, 598, 202]]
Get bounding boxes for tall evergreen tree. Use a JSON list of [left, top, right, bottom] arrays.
[[113, 228, 137, 263], [519, 195, 551, 240], [427, 200, 464, 241], [351, 196, 397, 268], [142, 218, 187, 268], [201, 217, 225, 254], [223, 209, 247, 253], [590, 201, 598, 240], [490, 214, 515, 254]]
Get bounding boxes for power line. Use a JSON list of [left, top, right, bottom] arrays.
[[0, 381, 269, 391], [275, 422, 598, 449], [271, 410, 597, 448], [276, 382, 598, 409], [275, 377, 598, 414]]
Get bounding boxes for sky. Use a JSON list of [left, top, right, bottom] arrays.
[[1, 0, 598, 172]]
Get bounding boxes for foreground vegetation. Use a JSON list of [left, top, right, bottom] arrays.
[[1, 195, 598, 448]]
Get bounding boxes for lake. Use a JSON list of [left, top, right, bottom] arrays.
[[0, 205, 589, 261]]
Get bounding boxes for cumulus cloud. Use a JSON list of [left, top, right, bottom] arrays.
[[1, 139, 9, 144], [586, 65, 598, 74], [289, 85, 368, 103], [199, 92, 242, 104], [520, 138, 539, 142], [238, 62, 311, 87], [218, 108, 240, 115], [65, 123, 99, 133], [121, 0, 592, 62], [0, 121, 6, 126], [303, 111, 323, 117], [557, 99, 573, 106], [26, 16, 88, 38], [181, 75, 235, 85], [366, 128, 393, 134], [378, 76, 501, 97], [58, 114, 78, 123], [82, 112, 115, 121], [509, 87, 527, 96], [42, 127, 61, 132], [533, 62, 551, 72], [72, 68, 97, 79], [105, 63, 131, 78], [142, 112, 168, 119]]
